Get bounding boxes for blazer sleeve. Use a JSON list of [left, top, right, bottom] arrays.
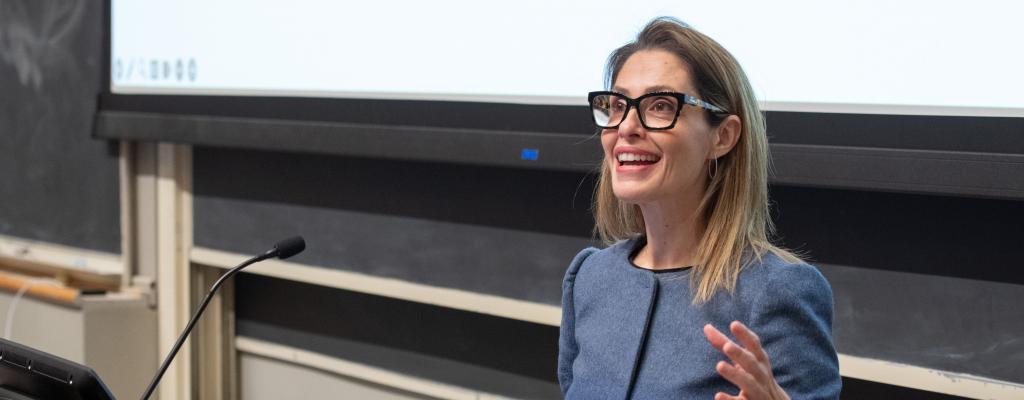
[[558, 247, 597, 396], [750, 263, 842, 400]]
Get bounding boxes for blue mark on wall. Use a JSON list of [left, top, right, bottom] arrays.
[[520, 148, 539, 161]]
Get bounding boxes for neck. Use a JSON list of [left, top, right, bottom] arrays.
[[634, 196, 704, 270]]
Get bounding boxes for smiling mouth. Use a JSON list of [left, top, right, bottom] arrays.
[[617, 152, 661, 167]]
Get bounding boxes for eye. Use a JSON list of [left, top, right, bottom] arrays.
[[611, 98, 628, 111], [647, 98, 675, 113]]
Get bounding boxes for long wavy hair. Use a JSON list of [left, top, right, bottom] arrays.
[[593, 17, 801, 303]]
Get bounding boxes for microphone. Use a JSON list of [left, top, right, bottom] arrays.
[[139, 236, 306, 400], [265, 235, 305, 259]]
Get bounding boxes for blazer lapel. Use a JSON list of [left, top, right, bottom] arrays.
[[623, 275, 658, 399], [568, 242, 660, 400], [598, 270, 658, 400]]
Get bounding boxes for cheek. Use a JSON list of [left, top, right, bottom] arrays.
[[600, 133, 616, 160], [688, 116, 717, 147], [661, 136, 709, 181]]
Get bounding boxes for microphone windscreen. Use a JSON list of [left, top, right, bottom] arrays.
[[274, 236, 306, 259]]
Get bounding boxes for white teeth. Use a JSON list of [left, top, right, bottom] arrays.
[[617, 153, 659, 162]]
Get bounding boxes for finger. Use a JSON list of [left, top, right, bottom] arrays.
[[722, 341, 769, 383], [703, 323, 732, 353], [714, 392, 741, 400], [716, 361, 762, 396], [730, 321, 769, 363], [715, 391, 747, 400]]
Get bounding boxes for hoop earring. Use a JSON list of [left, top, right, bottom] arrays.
[[708, 157, 718, 180]]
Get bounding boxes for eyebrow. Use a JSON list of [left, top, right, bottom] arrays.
[[611, 85, 681, 96]]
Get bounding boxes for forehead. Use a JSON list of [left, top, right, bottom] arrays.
[[613, 49, 694, 96]]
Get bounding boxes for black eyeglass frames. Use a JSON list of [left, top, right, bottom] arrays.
[[588, 91, 727, 130]]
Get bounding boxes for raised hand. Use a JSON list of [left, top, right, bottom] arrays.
[[703, 321, 789, 400]]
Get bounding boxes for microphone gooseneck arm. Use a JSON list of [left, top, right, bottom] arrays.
[[139, 236, 305, 400], [138, 253, 266, 400]]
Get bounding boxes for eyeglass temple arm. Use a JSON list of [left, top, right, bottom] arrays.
[[685, 95, 727, 114]]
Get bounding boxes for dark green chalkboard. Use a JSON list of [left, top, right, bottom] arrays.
[[0, 0, 120, 254]]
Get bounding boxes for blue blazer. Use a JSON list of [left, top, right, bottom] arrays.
[[558, 239, 841, 399]]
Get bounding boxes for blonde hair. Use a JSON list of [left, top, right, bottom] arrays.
[[594, 17, 801, 303]]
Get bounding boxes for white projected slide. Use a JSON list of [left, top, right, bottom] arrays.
[[112, 0, 1024, 117]]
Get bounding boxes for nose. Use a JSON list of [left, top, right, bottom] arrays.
[[616, 107, 646, 139]]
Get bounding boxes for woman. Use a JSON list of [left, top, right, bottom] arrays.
[[558, 18, 841, 400]]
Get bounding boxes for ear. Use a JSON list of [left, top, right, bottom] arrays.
[[710, 115, 741, 159]]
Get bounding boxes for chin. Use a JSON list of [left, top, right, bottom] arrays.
[[611, 185, 654, 205]]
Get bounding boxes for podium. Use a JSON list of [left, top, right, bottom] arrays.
[[0, 338, 114, 400]]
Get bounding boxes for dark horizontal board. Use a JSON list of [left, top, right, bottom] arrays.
[[97, 111, 602, 172], [771, 185, 1024, 285], [824, 263, 1024, 383], [235, 272, 562, 398], [99, 111, 1024, 200], [97, 93, 593, 134], [771, 144, 1024, 200], [99, 94, 1024, 156], [193, 147, 597, 305]]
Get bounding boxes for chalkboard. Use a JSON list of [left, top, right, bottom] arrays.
[[194, 146, 1024, 385], [770, 186, 1024, 383], [193, 147, 598, 305], [235, 273, 563, 398], [0, 0, 120, 254], [824, 263, 1024, 383]]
